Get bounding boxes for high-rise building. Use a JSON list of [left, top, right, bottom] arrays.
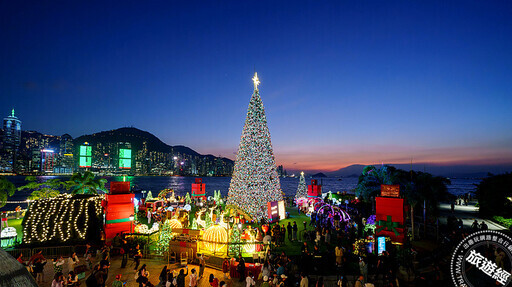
[[41, 149, 56, 173], [3, 109, 21, 172], [57, 134, 74, 173], [117, 142, 132, 171]]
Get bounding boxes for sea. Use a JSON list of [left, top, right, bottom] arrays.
[[0, 175, 480, 211]]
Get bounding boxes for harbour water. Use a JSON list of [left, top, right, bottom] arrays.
[[1, 175, 480, 211]]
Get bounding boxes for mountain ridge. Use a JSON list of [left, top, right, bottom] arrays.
[[323, 163, 512, 178], [74, 127, 232, 163]]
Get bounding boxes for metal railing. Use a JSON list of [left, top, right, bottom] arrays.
[[3, 245, 88, 260], [4, 247, 32, 259]]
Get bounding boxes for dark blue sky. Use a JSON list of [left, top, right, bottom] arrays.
[[1, 1, 511, 171]]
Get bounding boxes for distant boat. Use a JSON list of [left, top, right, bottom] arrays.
[[338, 178, 343, 181]]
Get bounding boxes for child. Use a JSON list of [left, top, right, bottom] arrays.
[[112, 274, 124, 287]]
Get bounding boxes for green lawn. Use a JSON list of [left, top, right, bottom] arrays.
[[8, 218, 23, 239], [268, 207, 311, 256]]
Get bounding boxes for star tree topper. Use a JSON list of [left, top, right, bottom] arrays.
[[252, 72, 260, 91]]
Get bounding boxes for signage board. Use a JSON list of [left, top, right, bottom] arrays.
[[378, 236, 386, 254], [381, 184, 400, 197]]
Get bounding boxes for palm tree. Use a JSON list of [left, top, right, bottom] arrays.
[[68, 171, 107, 195], [356, 165, 398, 201], [0, 176, 15, 208]]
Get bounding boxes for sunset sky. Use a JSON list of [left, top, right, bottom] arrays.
[[1, 1, 511, 172]]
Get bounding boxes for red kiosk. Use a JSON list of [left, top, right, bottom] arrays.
[[103, 182, 134, 239], [308, 179, 322, 198], [375, 185, 405, 243], [191, 178, 206, 200]]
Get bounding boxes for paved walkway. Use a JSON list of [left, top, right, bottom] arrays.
[[36, 257, 230, 287], [438, 201, 506, 230]]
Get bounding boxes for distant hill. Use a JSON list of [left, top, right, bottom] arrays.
[[326, 163, 512, 178], [74, 127, 233, 164], [311, 172, 327, 178]]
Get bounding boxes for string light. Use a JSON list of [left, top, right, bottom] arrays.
[[168, 218, 182, 229], [134, 222, 159, 234], [203, 225, 228, 253], [227, 73, 283, 220], [23, 195, 103, 244], [295, 171, 307, 201]]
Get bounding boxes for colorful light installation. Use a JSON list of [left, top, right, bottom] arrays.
[[295, 171, 307, 201], [227, 72, 283, 220], [168, 218, 183, 230], [203, 225, 228, 253], [23, 195, 103, 244]]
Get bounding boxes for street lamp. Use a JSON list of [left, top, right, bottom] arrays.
[[129, 214, 134, 233]]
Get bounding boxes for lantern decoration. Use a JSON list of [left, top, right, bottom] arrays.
[[169, 218, 183, 230], [203, 225, 228, 254], [262, 224, 269, 234]]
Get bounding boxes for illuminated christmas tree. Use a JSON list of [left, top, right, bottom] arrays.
[[295, 171, 307, 200], [229, 226, 241, 257], [227, 73, 283, 220], [157, 219, 173, 254], [185, 192, 191, 204], [205, 212, 212, 229]]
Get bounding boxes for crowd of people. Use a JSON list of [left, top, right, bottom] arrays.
[[13, 193, 477, 287]]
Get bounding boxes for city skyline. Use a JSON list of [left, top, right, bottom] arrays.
[[1, 1, 512, 172]]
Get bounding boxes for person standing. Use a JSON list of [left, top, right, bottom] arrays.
[[1, 211, 8, 229], [358, 258, 367, 283], [335, 245, 343, 267], [286, 223, 292, 242], [222, 258, 230, 279], [53, 256, 65, 275], [158, 266, 168, 287], [33, 257, 46, 283], [85, 246, 94, 271], [471, 220, 479, 231], [292, 222, 298, 241], [133, 244, 142, 270], [68, 252, 80, 272], [237, 256, 246, 282], [136, 264, 149, 287], [281, 225, 286, 245], [177, 267, 189, 287], [198, 253, 209, 279], [189, 268, 198, 287]]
